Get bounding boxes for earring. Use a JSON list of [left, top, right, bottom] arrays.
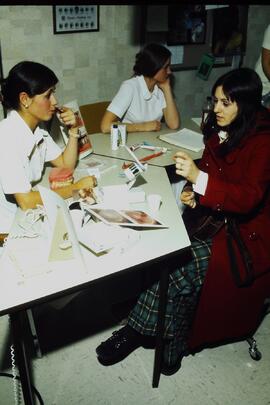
[[24, 104, 29, 108]]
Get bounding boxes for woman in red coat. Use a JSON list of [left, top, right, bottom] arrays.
[[95, 68, 270, 375]]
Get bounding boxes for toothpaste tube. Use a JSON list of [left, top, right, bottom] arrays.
[[141, 145, 168, 152]]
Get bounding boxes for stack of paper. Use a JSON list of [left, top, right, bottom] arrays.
[[159, 128, 205, 152], [77, 222, 140, 254], [191, 117, 202, 127]]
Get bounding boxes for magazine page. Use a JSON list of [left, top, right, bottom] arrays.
[[87, 207, 167, 228], [61, 99, 93, 159]]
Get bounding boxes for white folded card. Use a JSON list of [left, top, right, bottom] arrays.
[[98, 185, 145, 207], [159, 128, 205, 152], [77, 221, 140, 254]]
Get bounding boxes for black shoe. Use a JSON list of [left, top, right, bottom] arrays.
[[96, 326, 142, 366], [161, 350, 189, 376]]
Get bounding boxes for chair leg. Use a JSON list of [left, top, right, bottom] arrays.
[[26, 309, 42, 358], [246, 337, 262, 361]]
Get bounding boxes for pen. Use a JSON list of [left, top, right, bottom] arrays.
[[140, 151, 164, 162], [122, 151, 164, 169]]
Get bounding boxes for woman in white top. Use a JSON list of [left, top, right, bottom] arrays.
[[101, 43, 180, 133], [255, 24, 270, 107], [0, 61, 94, 230]]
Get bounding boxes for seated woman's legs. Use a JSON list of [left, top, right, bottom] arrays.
[[96, 239, 212, 374]]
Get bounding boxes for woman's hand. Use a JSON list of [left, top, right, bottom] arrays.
[[174, 151, 200, 184], [157, 78, 171, 92], [181, 189, 196, 208], [75, 176, 97, 190], [143, 120, 162, 132], [58, 107, 78, 129]]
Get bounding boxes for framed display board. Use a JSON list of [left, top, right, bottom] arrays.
[[53, 5, 99, 34], [141, 5, 249, 71]]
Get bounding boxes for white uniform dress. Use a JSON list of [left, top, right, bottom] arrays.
[[108, 75, 185, 213], [0, 110, 62, 232], [255, 24, 270, 98], [107, 75, 166, 122]]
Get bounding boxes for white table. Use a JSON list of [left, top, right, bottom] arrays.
[[88, 120, 203, 167], [0, 157, 190, 402]]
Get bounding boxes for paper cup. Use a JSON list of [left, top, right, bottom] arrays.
[[147, 194, 162, 213]]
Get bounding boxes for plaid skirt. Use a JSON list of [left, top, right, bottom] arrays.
[[127, 238, 212, 366]]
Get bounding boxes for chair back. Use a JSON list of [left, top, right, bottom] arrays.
[[79, 101, 110, 134]]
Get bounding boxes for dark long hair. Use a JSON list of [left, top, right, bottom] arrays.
[[202, 68, 266, 155], [133, 43, 171, 77], [1, 61, 58, 110]]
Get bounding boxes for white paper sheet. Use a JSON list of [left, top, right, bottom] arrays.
[[159, 128, 204, 152]]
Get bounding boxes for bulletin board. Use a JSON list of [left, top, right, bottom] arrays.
[[141, 5, 249, 72]]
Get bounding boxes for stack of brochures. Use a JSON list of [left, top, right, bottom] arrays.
[[159, 128, 205, 152], [77, 222, 140, 254]]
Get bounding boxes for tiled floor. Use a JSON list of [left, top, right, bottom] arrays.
[[0, 289, 270, 405]]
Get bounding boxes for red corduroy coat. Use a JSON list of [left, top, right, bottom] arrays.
[[188, 114, 270, 350]]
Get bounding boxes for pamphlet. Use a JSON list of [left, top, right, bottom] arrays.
[[159, 128, 205, 152], [87, 207, 167, 228], [191, 117, 202, 127], [60, 99, 93, 159]]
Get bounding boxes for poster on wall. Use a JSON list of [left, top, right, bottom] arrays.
[[212, 5, 249, 56], [53, 5, 99, 34], [167, 5, 206, 45]]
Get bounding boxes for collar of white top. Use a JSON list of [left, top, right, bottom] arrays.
[[138, 75, 159, 101], [218, 130, 228, 143], [9, 110, 46, 157]]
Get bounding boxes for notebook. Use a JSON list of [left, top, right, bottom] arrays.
[[159, 128, 205, 152]]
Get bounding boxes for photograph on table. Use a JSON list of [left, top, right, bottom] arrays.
[[88, 208, 167, 228]]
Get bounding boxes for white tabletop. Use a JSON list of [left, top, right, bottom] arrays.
[[0, 157, 190, 315], [88, 119, 203, 167]]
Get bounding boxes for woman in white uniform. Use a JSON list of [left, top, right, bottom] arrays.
[[101, 44, 184, 211], [101, 43, 180, 133], [0, 61, 94, 231]]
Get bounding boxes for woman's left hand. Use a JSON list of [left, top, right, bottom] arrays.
[[157, 78, 171, 92], [174, 151, 200, 184]]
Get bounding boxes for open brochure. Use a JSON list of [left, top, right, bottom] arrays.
[[87, 207, 167, 228], [60, 99, 93, 159], [159, 128, 205, 152]]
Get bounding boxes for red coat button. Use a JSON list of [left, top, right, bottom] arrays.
[[249, 232, 257, 240]]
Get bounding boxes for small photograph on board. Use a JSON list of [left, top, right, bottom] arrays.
[[212, 5, 249, 57], [196, 53, 215, 80], [167, 5, 206, 45]]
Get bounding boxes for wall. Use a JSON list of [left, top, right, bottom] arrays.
[[172, 5, 270, 118], [0, 5, 269, 121], [0, 5, 139, 119]]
